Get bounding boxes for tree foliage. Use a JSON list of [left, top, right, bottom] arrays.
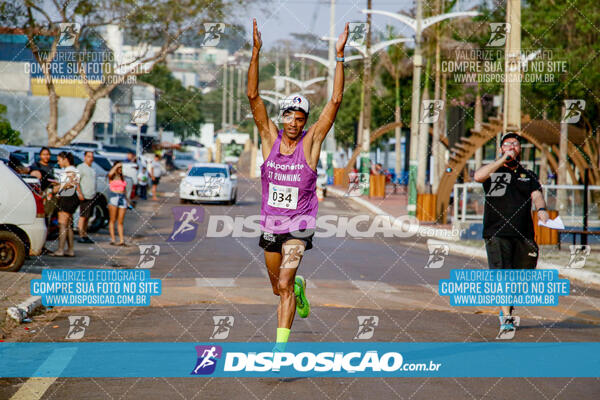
[[0, 104, 23, 145], [138, 63, 204, 139], [0, 0, 249, 145]]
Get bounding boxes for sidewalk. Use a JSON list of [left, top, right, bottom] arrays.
[[327, 183, 600, 287], [328, 183, 461, 241], [0, 174, 179, 337]]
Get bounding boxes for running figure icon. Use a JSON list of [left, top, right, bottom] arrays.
[[170, 208, 201, 241], [193, 347, 218, 373]]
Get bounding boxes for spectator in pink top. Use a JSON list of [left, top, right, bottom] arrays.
[[107, 162, 129, 246]]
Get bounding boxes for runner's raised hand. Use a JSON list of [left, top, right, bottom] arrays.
[[336, 22, 349, 55], [252, 18, 262, 51]]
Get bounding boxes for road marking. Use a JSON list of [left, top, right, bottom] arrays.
[[195, 278, 237, 287], [10, 347, 77, 400], [351, 280, 399, 294]]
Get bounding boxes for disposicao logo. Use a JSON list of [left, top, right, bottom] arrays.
[[224, 350, 405, 373], [191, 345, 222, 375]]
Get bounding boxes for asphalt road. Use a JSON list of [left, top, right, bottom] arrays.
[[2, 173, 599, 399]]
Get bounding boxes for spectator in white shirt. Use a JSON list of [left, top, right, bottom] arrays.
[[76, 151, 97, 243], [137, 165, 149, 200]]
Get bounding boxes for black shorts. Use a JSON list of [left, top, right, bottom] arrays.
[[152, 177, 160, 185], [57, 195, 80, 214], [484, 236, 538, 269], [79, 198, 96, 218], [259, 229, 315, 253]]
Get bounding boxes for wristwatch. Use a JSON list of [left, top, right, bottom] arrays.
[[538, 207, 547, 211], [336, 56, 345, 62]]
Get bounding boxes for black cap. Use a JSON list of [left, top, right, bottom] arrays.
[[500, 131, 521, 145]]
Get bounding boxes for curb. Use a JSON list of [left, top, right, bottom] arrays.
[[6, 296, 43, 323], [327, 186, 462, 241], [426, 239, 600, 287]]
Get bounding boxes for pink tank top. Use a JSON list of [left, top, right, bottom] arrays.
[[260, 130, 318, 234], [109, 179, 127, 193]]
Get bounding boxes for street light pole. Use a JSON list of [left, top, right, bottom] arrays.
[[360, 0, 373, 195], [221, 62, 227, 130], [362, 4, 479, 216], [408, 0, 423, 215], [319, 34, 413, 190], [325, 0, 336, 181]]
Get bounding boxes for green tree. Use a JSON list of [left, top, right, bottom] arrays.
[[139, 63, 203, 139], [0, 104, 23, 145], [472, 0, 600, 127], [0, 0, 252, 146]]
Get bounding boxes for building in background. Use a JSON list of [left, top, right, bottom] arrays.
[[0, 28, 112, 145], [0, 27, 157, 146]]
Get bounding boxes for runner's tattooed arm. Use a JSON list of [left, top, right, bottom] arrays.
[[247, 18, 278, 151], [305, 22, 349, 168]]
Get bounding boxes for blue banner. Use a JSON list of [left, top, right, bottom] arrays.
[[1, 342, 598, 378], [439, 269, 569, 306], [30, 269, 161, 306]]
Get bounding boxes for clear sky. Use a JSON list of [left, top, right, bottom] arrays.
[[238, 0, 480, 51]]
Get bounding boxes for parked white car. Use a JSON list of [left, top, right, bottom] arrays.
[[179, 163, 237, 204], [0, 161, 47, 271]]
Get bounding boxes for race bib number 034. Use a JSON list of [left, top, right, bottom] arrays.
[[268, 183, 298, 210]]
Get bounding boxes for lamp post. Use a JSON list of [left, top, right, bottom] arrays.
[[321, 35, 413, 192], [272, 76, 327, 94], [362, 3, 479, 215]]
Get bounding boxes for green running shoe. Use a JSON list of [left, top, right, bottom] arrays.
[[294, 275, 310, 318]]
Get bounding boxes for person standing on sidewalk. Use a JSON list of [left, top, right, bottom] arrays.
[[137, 164, 149, 200], [77, 151, 97, 244], [150, 154, 164, 201], [108, 162, 129, 246], [30, 147, 56, 254], [474, 132, 550, 334], [51, 152, 84, 257], [247, 18, 348, 350]]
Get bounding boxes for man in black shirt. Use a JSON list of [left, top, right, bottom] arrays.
[[30, 147, 55, 191], [474, 132, 549, 332], [30, 147, 56, 254]]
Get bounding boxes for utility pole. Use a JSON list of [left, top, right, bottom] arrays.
[[432, 0, 443, 192], [417, 65, 430, 192], [360, 0, 373, 194], [325, 0, 337, 181], [222, 62, 227, 130], [236, 67, 242, 122], [285, 52, 290, 95], [503, 0, 521, 133], [394, 67, 402, 180], [229, 63, 234, 128], [558, 105, 568, 212], [474, 84, 483, 170], [408, 0, 423, 214]]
